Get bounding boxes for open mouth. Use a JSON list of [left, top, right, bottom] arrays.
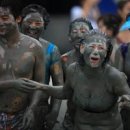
[[90, 57, 100, 64]]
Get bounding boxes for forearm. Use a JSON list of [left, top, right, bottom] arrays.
[[29, 90, 43, 110], [50, 98, 61, 114], [41, 84, 67, 99], [0, 80, 15, 91]]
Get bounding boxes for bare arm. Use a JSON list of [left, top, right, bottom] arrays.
[[49, 46, 63, 119], [0, 79, 32, 92], [23, 65, 73, 99], [114, 46, 123, 71], [113, 71, 130, 96], [28, 43, 45, 110]]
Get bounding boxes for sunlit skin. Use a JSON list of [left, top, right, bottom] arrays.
[[0, 7, 44, 129]]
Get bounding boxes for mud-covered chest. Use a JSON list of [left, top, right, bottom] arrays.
[[72, 71, 116, 112], [0, 45, 35, 77]]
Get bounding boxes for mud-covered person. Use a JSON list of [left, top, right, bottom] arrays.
[[0, 1, 45, 130], [23, 30, 130, 130], [19, 4, 63, 130], [61, 18, 93, 130]]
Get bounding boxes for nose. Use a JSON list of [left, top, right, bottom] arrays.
[[93, 47, 99, 55], [30, 22, 36, 28]]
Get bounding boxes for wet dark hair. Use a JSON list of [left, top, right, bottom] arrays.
[[0, 0, 22, 19], [68, 17, 93, 36], [21, 4, 50, 29], [97, 14, 122, 37], [79, 29, 113, 67], [117, 0, 130, 10]]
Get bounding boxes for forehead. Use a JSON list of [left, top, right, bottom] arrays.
[[23, 12, 44, 22], [0, 7, 11, 16], [71, 21, 89, 29], [88, 42, 106, 46]]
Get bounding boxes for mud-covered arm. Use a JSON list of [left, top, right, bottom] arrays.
[[113, 71, 130, 109], [48, 46, 63, 128], [46, 66, 73, 99], [0, 79, 33, 92], [113, 71, 130, 96], [28, 43, 45, 110], [114, 47, 123, 71], [24, 65, 73, 99], [61, 54, 69, 80]]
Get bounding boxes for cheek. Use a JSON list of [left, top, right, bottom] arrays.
[[99, 51, 107, 59]]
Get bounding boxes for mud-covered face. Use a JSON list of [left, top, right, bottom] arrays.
[[21, 12, 44, 39], [70, 22, 90, 49], [0, 7, 17, 37], [83, 42, 107, 68]]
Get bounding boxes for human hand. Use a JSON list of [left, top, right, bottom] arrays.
[[13, 79, 36, 93], [20, 107, 35, 129], [21, 78, 47, 90], [118, 95, 130, 110]]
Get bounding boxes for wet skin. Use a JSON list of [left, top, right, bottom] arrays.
[[0, 7, 44, 129], [21, 12, 44, 39], [69, 21, 90, 50], [23, 34, 130, 130], [21, 12, 63, 129], [61, 20, 92, 129]]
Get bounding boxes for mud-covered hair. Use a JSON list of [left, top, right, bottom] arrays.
[[21, 4, 50, 29], [68, 17, 93, 36], [79, 29, 113, 67], [0, 0, 22, 19]]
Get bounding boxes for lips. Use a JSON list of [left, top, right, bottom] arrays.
[[90, 57, 100, 64]]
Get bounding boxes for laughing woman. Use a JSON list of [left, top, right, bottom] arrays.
[[22, 30, 130, 130]]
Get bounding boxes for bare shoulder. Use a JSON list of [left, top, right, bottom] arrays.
[[66, 62, 79, 75], [39, 37, 49, 47], [106, 64, 127, 83], [20, 33, 42, 49]]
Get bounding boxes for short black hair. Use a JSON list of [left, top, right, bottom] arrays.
[[0, 0, 22, 19], [97, 14, 122, 37], [21, 4, 50, 29], [68, 17, 93, 35], [117, 0, 130, 10]]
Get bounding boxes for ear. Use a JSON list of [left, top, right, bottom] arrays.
[[16, 16, 22, 23], [80, 44, 85, 54]]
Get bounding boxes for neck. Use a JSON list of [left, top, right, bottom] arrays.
[[0, 27, 20, 47], [83, 64, 105, 77]]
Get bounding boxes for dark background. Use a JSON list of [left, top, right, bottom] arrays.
[[21, 0, 117, 14]]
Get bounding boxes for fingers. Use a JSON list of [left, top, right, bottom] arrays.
[[17, 85, 35, 93]]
